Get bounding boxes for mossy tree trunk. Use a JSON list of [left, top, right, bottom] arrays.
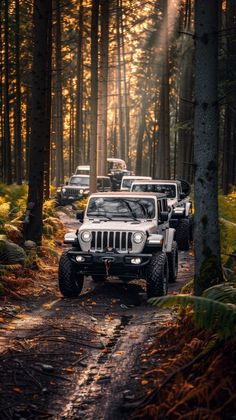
[[194, 0, 223, 295]]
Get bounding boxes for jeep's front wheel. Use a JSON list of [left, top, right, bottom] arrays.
[[58, 252, 84, 297], [175, 218, 190, 251], [167, 241, 178, 283], [146, 252, 169, 298]]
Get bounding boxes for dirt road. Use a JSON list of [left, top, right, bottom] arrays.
[[0, 212, 194, 420]]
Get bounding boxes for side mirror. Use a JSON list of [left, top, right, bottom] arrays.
[[180, 192, 186, 199], [160, 211, 169, 222], [76, 210, 85, 222]]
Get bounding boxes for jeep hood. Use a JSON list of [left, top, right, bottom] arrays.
[[65, 185, 89, 190], [80, 219, 157, 233]]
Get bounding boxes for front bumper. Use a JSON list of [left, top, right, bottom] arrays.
[[60, 194, 84, 203], [67, 250, 152, 278]]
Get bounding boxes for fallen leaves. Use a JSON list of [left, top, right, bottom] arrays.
[[140, 380, 149, 385], [13, 387, 23, 393], [63, 367, 75, 374]]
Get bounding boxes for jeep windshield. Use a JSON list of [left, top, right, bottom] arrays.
[[87, 197, 155, 219], [132, 184, 176, 199], [69, 176, 90, 186]]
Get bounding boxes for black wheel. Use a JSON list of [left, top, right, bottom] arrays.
[[91, 275, 106, 283], [175, 218, 190, 251], [167, 241, 178, 283], [55, 195, 62, 207], [58, 251, 84, 297], [146, 252, 169, 298]]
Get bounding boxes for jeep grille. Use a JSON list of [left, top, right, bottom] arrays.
[[91, 231, 133, 253], [63, 188, 81, 196]]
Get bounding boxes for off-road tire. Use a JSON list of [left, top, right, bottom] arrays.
[[167, 241, 178, 283], [55, 195, 62, 207], [146, 252, 169, 298], [175, 218, 190, 251], [58, 251, 84, 297]]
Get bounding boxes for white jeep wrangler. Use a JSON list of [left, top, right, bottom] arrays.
[[58, 192, 178, 299], [131, 180, 193, 251]]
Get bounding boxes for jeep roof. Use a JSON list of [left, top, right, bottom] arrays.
[[88, 191, 167, 199], [131, 179, 182, 186]]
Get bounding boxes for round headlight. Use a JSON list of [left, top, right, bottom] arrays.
[[62, 187, 66, 194], [133, 232, 144, 244], [79, 189, 84, 194], [81, 230, 92, 242]]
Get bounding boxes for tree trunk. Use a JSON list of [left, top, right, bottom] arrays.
[[194, 0, 223, 295], [14, 0, 22, 185], [0, 5, 3, 181], [89, 0, 99, 194], [116, 0, 124, 159], [24, 0, 52, 245], [97, 0, 109, 176], [156, 0, 170, 179], [44, 3, 52, 200], [222, 0, 236, 194], [120, 0, 129, 163], [75, 0, 84, 167], [25, 87, 31, 181], [69, 76, 75, 176], [4, 0, 12, 185], [55, 0, 64, 186], [177, 42, 194, 183]]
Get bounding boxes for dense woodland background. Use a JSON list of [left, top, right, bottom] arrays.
[[0, 0, 235, 188], [1, 3, 236, 416], [0, 0, 235, 291]]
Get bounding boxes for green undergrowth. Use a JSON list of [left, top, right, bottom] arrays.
[[219, 192, 236, 224], [0, 184, 65, 294], [219, 192, 236, 280]]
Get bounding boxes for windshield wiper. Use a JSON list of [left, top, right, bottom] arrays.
[[88, 212, 112, 220]]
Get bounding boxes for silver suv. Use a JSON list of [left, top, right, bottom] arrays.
[[56, 175, 111, 205], [58, 192, 178, 299]]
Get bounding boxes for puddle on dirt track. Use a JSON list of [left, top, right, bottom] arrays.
[[0, 251, 194, 420]]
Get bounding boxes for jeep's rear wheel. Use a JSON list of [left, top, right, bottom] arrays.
[[146, 252, 169, 298], [167, 241, 178, 283], [58, 251, 84, 297], [175, 218, 190, 251]]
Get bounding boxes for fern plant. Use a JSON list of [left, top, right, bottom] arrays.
[[149, 284, 236, 339]]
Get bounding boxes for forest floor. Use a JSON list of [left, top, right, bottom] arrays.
[[0, 210, 196, 420]]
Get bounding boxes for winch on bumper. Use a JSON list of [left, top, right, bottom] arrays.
[[67, 249, 152, 278]]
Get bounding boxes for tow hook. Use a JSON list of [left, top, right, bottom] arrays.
[[102, 258, 114, 276]]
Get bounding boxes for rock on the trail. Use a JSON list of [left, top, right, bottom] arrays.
[[0, 239, 26, 264], [24, 240, 37, 249]]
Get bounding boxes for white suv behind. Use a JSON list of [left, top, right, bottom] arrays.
[[120, 176, 152, 191]]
